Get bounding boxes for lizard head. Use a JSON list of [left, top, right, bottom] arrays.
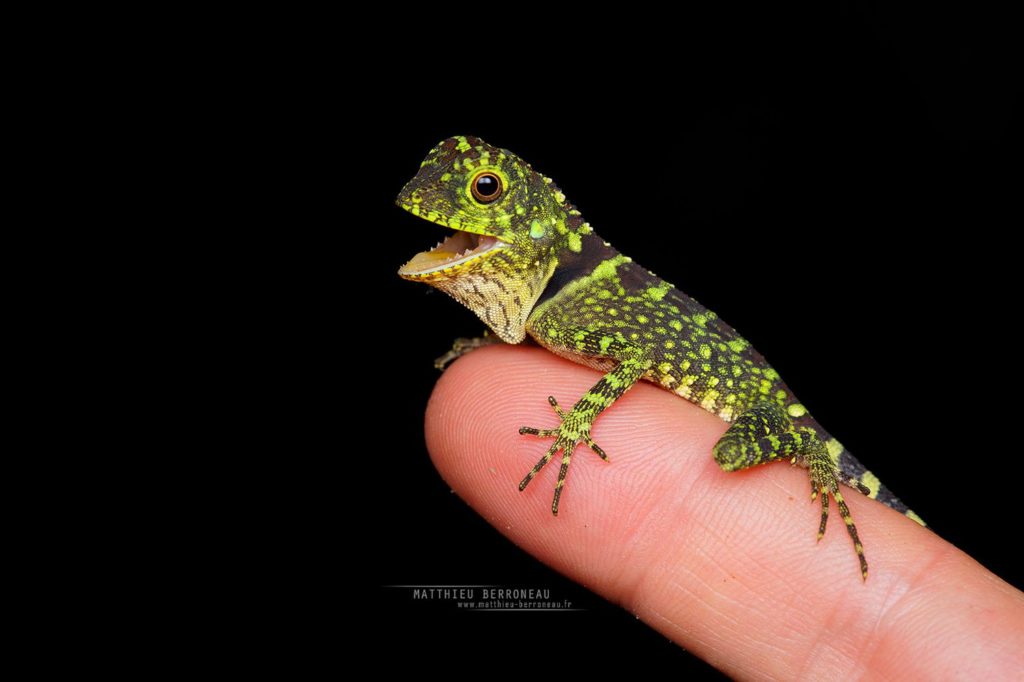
[[397, 135, 587, 343]]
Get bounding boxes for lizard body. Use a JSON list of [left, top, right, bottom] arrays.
[[397, 135, 923, 579]]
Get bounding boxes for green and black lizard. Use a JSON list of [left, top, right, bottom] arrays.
[[397, 135, 923, 580]]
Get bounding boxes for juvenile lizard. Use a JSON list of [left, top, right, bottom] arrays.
[[397, 135, 924, 579]]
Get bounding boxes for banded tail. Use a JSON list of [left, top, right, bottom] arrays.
[[812, 425, 925, 526]]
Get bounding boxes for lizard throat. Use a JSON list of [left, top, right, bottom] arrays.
[[398, 230, 506, 278]]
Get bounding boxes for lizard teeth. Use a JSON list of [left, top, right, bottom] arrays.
[[399, 230, 507, 277]]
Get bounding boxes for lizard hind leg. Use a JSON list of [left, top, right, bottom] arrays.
[[712, 402, 869, 580]]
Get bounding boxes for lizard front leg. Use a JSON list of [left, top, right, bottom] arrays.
[[518, 333, 652, 515], [434, 332, 503, 370], [713, 402, 871, 579]]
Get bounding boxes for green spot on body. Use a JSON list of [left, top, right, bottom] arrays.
[[787, 403, 807, 418], [693, 314, 707, 327], [592, 255, 627, 280], [440, 172, 452, 182], [455, 138, 471, 152], [599, 336, 614, 353], [530, 219, 546, 239], [727, 339, 748, 353], [636, 314, 648, 324], [646, 285, 669, 301], [669, 319, 683, 332], [567, 232, 582, 252], [699, 344, 711, 359], [515, 205, 525, 215]]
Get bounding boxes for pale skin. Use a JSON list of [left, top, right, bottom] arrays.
[[425, 345, 1024, 680]]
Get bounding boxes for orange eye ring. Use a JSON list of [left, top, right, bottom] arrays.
[[470, 172, 503, 203]]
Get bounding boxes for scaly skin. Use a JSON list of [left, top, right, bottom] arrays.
[[397, 135, 924, 580]]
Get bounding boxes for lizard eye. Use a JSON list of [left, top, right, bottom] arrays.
[[470, 172, 503, 203]]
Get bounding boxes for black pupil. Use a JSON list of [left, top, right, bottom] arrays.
[[476, 175, 499, 197]]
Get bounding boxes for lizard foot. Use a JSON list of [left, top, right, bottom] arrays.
[[434, 332, 501, 370], [517, 396, 608, 515], [715, 402, 870, 580], [808, 455, 868, 580]]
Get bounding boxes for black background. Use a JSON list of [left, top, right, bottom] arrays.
[[335, 8, 1020, 677]]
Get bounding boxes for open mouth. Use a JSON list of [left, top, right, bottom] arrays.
[[399, 230, 506, 277]]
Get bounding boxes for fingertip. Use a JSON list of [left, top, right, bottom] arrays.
[[422, 344, 1024, 679]]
